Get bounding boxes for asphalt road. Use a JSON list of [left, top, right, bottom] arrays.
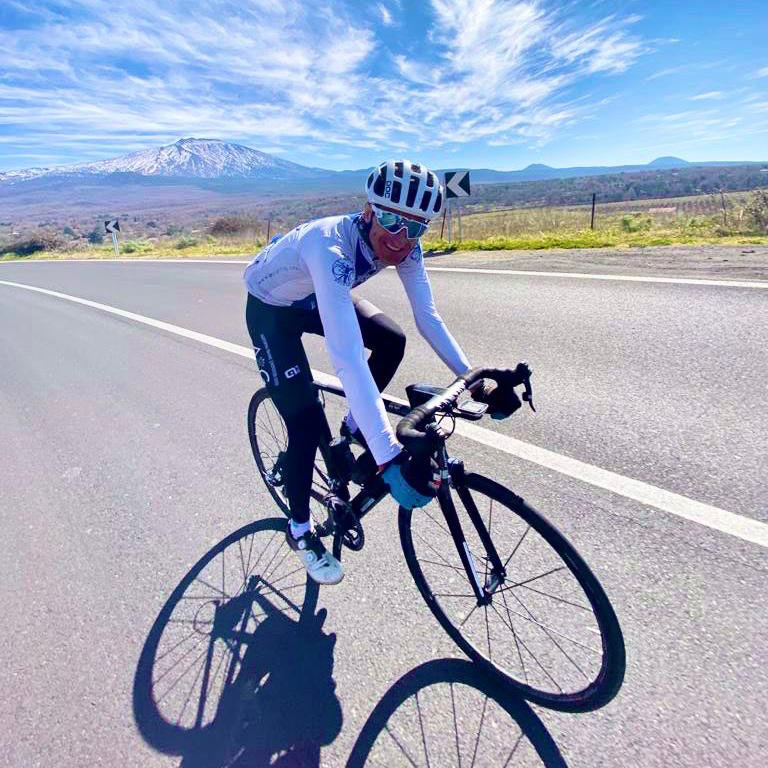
[[1, 259, 766, 767]]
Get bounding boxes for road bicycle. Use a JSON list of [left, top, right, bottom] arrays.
[[248, 364, 626, 712]]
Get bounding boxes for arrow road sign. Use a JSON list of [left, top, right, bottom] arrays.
[[105, 220, 120, 233], [444, 170, 471, 198]]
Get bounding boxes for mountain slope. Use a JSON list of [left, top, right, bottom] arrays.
[[0, 138, 330, 182]]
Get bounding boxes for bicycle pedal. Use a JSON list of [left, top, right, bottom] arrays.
[[342, 522, 365, 551]]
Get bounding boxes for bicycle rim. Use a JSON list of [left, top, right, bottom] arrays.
[[399, 473, 625, 711]]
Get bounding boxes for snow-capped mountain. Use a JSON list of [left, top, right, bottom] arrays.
[[0, 138, 329, 182]]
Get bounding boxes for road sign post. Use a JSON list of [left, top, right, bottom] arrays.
[[105, 220, 120, 258], [444, 171, 471, 244]]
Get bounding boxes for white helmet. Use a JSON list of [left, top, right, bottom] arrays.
[[365, 160, 444, 220]]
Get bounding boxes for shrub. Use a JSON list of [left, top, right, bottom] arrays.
[[120, 240, 152, 254], [62, 225, 75, 236], [87, 229, 104, 244], [174, 236, 199, 249], [743, 189, 768, 233], [208, 216, 248, 236], [620, 214, 652, 232], [0, 231, 65, 256]]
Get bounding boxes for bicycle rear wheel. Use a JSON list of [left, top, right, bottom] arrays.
[[399, 473, 625, 712], [247, 388, 332, 519]]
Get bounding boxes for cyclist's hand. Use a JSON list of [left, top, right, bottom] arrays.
[[472, 377, 522, 420], [380, 451, 440, 510]]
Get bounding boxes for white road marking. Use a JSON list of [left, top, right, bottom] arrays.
[[3, 277, 768, 549], [425, 267, 768, 289], [3, 258, 767, 288]]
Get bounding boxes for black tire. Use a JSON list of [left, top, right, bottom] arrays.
[[247, 388, 332, 519], [399, 473, 625, 712], [133, 517, 319, 754]]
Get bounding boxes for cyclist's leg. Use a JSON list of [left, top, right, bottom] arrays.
[[353, 296, 406, 391], [246, 294, 326, 525]]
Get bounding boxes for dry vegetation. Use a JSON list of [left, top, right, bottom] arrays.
[[2, 189, 767, 260]]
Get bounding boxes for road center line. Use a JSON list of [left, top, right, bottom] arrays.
[[3, 278, 767, 549]]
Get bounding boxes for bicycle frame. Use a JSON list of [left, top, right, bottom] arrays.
[[314, 379, 507, 606]]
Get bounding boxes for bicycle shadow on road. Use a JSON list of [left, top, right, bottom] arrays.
[[347, 658, 568, 767], [133, 516, 342, 768]]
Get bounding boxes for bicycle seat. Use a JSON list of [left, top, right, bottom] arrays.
[[405, 383, 446, 408]]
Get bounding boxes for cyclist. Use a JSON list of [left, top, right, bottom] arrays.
[[244, 160, 495, 585]]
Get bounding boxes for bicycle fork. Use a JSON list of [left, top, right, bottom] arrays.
[[440, 454, 507, 605]]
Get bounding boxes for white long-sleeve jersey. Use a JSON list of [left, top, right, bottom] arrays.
[[244, 213, 471, 465]]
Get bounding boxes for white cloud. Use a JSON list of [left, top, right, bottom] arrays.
[[689, 91, 725, 101], [756, 66, 768, 77], [376, 3, 394, 26], [0, 0, 654, 164]]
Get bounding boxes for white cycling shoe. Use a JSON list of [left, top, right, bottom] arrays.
[[285, 527, 344, 585]]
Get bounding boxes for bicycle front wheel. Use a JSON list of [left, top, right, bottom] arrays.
[[399, 473, 625, 712]]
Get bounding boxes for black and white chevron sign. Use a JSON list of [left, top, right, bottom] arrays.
[[444, 170, 470, 198], [104, 219, 120, 233]]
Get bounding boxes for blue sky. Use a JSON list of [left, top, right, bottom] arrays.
[[1, 0, 767, 172]]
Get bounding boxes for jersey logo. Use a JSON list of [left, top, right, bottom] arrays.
[[409, 246, 423, 262], [332, 258, 355, 287]]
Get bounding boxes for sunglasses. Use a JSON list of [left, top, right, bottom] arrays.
[[371, 205, 429, 239]]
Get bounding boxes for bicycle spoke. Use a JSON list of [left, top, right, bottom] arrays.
[[154, 643, 211, 705], [433, 591, 477, 599], [495, 596, 601, 655], [502, 525, 531, 571], [385, 725, 420, 767], [154, 640, 208, 687], [505, 566, 566, 590], [155, 629, 203, 663], [500, 588, 528, 684], [508, 589, 592, 681], [469, 694, 488, 768], [193, 576, 229, 599], [504, 582, 591, 612], [178, 643, 215, 728], [501, 732, 524, 768], [489, 602, 563, 692], [415, 690, 431, 768], [418, 558, 468, 574], [450, 683, 462, 768]]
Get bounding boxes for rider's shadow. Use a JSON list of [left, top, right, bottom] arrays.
[[133, 517, 342, 768], [180, 601, 342, 768]]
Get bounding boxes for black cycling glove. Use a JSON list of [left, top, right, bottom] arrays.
[[472, 377, 522, 420]]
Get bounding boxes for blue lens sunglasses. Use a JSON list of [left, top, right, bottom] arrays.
[[371, 204, 429, 239]]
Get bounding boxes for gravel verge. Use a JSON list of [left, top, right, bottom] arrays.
[[425, 244, 768, 280]]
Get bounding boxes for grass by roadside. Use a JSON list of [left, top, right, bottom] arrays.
[[2, 229, 768, 261]]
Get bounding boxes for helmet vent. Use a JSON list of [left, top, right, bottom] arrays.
[[391, 179, 402, 203], [394, 161, 404, 178], [406, 176, 420, 207], [420, 190, 432, 212]]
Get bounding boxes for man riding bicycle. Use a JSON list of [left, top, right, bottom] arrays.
[[244, 160, 508, 585]]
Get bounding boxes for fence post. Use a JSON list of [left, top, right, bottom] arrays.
[[590, 193, 596, 230], [266, 218, 271, 243], [440, 206, 447, 240]]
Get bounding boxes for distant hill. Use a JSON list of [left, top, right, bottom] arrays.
[[2, 138, 766, 189]]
